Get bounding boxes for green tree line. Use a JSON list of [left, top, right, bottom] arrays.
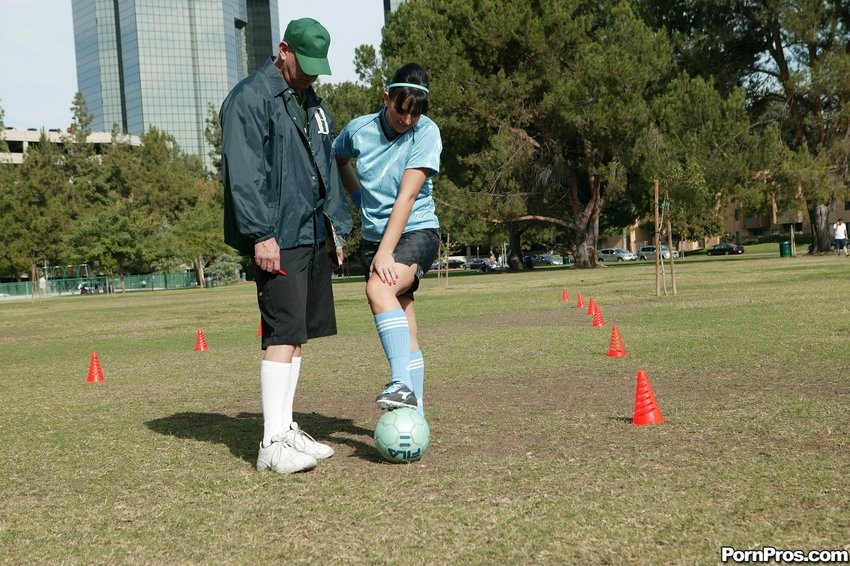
[[0, 96, 230, 284], [1, 0, 847, 277]]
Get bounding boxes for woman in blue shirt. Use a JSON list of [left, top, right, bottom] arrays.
[[334, 63, 442, 416]]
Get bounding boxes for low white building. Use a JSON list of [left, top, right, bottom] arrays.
[[0, 128, 141, 165]]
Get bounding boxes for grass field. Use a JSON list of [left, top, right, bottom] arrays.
[[1, 253, 848, 564]]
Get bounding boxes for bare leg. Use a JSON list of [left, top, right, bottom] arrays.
[[366, 263, 418, 315]]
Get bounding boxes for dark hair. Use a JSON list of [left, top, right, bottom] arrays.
[[388, 63, 430, 116]]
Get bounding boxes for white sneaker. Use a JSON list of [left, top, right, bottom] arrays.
[[256, 434, 317, 474], [282, 422, 335, 460]]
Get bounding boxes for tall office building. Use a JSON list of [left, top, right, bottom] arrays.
[[383, 0, 407, 22], [72, 0, 279, 169]]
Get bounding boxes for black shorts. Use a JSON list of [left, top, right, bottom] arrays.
[[361, 228, 440, 297], [256, 246, 337, 349]]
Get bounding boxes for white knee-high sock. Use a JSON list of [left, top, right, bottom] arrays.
[[409, 350, 425, 416], [283, 356, 301, 430], [261, 360, 291, 447]]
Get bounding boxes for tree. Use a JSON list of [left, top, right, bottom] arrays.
[[69, 203, 147, 283], [636, 0, 850, 251], [170, 179, 229, 287], [0, 169, 22, 277], [319, 81, 381, 129], [0, 103, 20, 276], [206, 252, 242, 286], [89, 126, 211, 279], [63, 92, 108, 219], [382, 0, 678, 267], [130, 128, 203, 225], [639, 74, 756, 243], [633, 0, 766, 96], [11, 135, 72, 270], [204, 103, 222, 178]]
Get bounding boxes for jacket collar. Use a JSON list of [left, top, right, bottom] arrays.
[[260, 57, 287, 97], [260, 56, 321, 106]]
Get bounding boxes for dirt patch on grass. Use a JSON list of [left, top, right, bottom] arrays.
[[281, 358, 848, 469], [149, 348, 847, 481]]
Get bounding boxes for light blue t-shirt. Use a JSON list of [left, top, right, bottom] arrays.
[[333, 111, 442, 242]]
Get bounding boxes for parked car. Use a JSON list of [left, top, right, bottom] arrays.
[[707, 243, 745, 255], [638, 245, 680, 260], [431, 258, 466, 269], [466, 258, 490, 271], [597, 248, 638, 262], [532, 254, 564, 266]]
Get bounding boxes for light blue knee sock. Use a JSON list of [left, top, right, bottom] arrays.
[[409, 350, 425, 416], [375, 309, 412, 389]]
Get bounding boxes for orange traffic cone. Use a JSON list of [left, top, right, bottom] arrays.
[[587, 296, 596, 315], [633, 370, 664, 425], [607, 326, 627, 357], [86, 352, 105, 383], [195, 328, 209, 352], [561, 288, 569, 303], [257, 319, 262, 337], [576, 292, 585, 308], [592, 306, 606, 327]]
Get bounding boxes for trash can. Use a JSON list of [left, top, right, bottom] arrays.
[[779, 241, 792, 257]]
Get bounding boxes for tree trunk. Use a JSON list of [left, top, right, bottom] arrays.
[[194, 256, 206, 288], [507, 225, 528, 271], [563, 144, 603, 269], [808, 201, 831, 253], [572, 218, 599, 268], [567, 175, 602, 267]]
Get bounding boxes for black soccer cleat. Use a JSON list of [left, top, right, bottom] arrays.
[[376, 381, 418, 410]]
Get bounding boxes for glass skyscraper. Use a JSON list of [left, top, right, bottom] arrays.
[[383, 0, 407, 22], [72, 0, 279, 169]]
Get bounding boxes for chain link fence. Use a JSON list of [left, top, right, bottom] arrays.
[[0, 272, 200, 299]]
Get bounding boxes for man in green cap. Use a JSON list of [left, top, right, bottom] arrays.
[[220, 18, 353, 475]]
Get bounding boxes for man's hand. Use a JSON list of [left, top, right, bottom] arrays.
[[254, 239, 280, 273]]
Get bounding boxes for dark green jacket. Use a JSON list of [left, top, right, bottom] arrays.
[[220, 57, 351, 255]]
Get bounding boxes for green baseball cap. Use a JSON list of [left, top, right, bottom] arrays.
[[284, 18, 332, 76]]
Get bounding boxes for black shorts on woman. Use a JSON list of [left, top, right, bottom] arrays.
[[360, 228, 440, 297]]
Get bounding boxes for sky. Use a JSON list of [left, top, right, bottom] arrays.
[[0, 0, 385, 131]]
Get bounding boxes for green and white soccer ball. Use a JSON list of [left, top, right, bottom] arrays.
[[374, 408, 430, 463]]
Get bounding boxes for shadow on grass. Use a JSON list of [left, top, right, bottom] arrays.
[[145, 411, 379, 464]]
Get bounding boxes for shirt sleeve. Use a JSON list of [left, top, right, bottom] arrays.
[[406, 119, 442, 177], [332, 124, 354, 159]]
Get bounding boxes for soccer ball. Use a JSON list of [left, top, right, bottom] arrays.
[[373, 408, 430, 463]]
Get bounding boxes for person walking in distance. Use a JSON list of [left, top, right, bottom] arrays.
[[220, 18, 352, 474], [833, 219, 848, 256], [334, 63, 442, 417]]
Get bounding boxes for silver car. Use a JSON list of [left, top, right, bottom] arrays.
[[597, 248, 638, 262], [638, 245, 679, 260]]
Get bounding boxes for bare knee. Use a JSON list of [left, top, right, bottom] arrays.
[[366, 278, 398, 314]]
